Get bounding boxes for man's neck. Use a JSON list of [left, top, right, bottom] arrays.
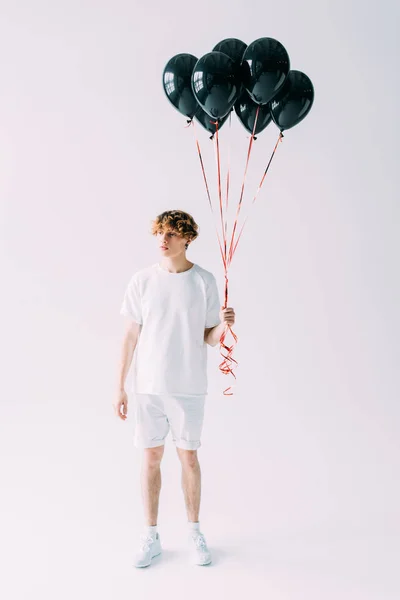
[[159, 255, 194, 274]]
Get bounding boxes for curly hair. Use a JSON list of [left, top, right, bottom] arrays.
[[150, 210, 199, 244]]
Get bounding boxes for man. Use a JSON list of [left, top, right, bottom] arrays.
[[114, 209, 235, 568]]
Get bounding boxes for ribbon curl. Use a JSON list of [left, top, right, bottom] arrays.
[[188, 111, 283, 396]]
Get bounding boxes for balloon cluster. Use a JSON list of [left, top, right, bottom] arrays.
[[163, 37, 314, 136], [162, 37, 315, 396]]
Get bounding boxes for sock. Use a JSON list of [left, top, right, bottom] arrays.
[[188, 521, 200, 533], [145, 525, 158, 538]]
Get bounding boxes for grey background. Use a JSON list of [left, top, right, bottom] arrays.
[[0, 0, 399, 598]]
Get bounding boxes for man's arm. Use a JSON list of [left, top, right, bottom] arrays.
[[204, 307, 236, 347], [114, 319, 141, 421], [117, 319, 141, 391], [204, 323, 226, 347]]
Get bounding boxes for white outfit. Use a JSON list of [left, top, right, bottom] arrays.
[[134, 531, 162, 568], [189, 530, 212, 565], [120, 262, 221, 395], [120, 262, 221, 449], [133, 393, 205, 450]]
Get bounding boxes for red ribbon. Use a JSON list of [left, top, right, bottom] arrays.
[[189, 112, 283, 396], [190, 119, 227, 271], [214, 109, 261, 394], [212, 116, 238, 395], [230, 131, 284, 262], [191, 118, 234, 395], [227, 106, 260, 268]]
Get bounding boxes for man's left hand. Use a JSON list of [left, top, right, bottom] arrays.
[[219, 306, 236, 327]]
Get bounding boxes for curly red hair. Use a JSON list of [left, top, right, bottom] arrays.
[[150, 210, 199, 244]]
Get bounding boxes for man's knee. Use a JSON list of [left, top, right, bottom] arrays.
[[143, 445, 164, 467], [176, 447, 199, 468]]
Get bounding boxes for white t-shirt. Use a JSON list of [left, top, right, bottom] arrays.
[[120, 263, 222, 395]]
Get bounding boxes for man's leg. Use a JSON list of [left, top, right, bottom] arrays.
[[141, 445, 165, 525], [176, 446, 212, 565], [176, 448, 201, 522]]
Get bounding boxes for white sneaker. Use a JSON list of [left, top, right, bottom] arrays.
[[133, 532, 162, 568], [189, 531, 212, 565]]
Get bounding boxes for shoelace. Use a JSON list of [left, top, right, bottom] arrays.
[[192, 533, 207, 550], [139, 534, 154, 553]]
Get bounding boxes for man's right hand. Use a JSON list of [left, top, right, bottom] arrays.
[[113, 389, 128, 421]]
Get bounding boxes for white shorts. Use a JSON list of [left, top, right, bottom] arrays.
[[133, 394, 206, 450]]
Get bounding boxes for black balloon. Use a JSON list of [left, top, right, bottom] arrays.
[[242, 37, 290, 105], [234, 91, 272, 135], [213, 38, 247, 66], [163, 53, 199, 118], [191, 51, 241, 120], [270, 70, 314, 131], [194, 106, 230, 135]]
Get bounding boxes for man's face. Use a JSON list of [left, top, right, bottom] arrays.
[[157, 227, 188, 257]]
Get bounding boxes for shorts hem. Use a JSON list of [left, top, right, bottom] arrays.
[[135, 392, 207, 397], [134, 439, 166, 449], [174, 440, 201, 450]]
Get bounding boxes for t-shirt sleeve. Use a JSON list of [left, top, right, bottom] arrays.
[[120, 274, 142, 324], [205, 274, 221, 328]]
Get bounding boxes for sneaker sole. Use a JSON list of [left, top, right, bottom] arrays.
[[194, 555, 212, 566], [134, 549, 162, 568]]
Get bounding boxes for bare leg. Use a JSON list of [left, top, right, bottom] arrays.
[[141, 445, 164, 526], [176, 448, 201, 522]]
